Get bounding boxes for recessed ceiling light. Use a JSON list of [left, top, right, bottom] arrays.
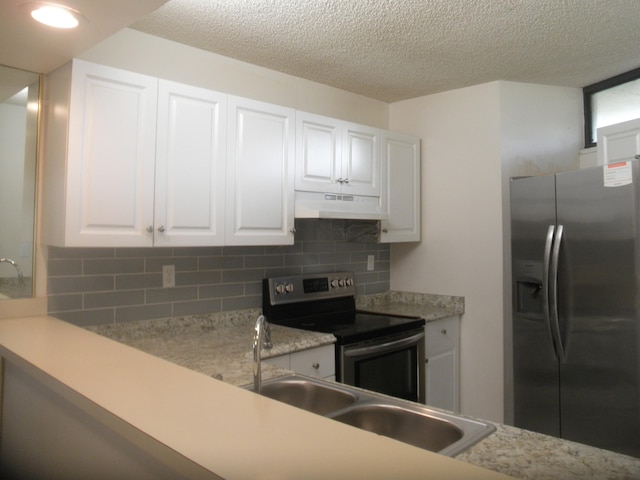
[[28, 3, 83, 29]]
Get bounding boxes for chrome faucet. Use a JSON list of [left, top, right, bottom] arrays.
[[0, 258, 24, 286], [253, 315, 273, 394]]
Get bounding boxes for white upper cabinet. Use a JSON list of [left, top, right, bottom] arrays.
[[225, 96, 295, 245], [296, 112, 381, 196], [43, 60, 158, 247], [597, 117, 640, 165], [154, 80, 227, 247], [380, 131, 421, 243], [42, 60, 229, 247]]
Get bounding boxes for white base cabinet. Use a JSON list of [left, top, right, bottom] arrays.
[[265, 344, 335, 381], [424, 316, 460, 412]]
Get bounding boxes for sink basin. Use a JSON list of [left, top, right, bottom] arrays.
[[329, 403, 463, 453], [249, 375, 495, 456], [258, 377, 357, 415]]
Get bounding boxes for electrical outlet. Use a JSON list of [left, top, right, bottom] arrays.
[[367, 255, 375, 271], [162, 265, 175, 288]]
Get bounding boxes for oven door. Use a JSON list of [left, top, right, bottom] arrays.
[[339, 328, 425, 403]]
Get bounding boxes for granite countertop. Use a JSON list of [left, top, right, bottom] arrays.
[[88, 308, 335, 387], [356, 291, 465, 321], [88, 299, 640, 480]]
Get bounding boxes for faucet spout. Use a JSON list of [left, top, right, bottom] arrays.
[[253, 315, 273, 394], [0, 258, 24, 286]]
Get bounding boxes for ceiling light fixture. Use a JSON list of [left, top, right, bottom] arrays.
[[28, 3, 83, 29]]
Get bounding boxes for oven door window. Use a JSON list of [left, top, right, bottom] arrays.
[[341, 331, 425, 403], [356, 348, 418, 401]]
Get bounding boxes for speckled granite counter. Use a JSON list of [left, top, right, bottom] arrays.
[[356, 291, 464, 321], [88, 308, 335, 387], [88, 303, 640, 480]]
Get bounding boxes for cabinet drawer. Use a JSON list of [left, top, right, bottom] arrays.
[[425, 317, 459, 355], [290, 345, 335, 378]]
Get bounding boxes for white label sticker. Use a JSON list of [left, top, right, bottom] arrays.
[[604, 161, 632, 187]]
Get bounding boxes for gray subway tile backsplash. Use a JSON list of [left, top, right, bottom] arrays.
[[48, 219, 390, 326]]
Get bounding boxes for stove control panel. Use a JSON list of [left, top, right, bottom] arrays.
[[265, 272, 356, 305]]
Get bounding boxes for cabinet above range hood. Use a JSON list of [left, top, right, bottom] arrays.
[[294, 191, 388, 220]]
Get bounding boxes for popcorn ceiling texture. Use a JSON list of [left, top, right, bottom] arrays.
[[132, 0, 640, 102]]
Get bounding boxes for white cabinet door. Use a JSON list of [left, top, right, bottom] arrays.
[[342, 121, 380, 196], [154, 80, 227, 247], [380, 131, 421, 243], [226, 96, 295, 245], [425, 316, 460, 412], [295, 112, 341, 192], [597, 117, 640, 165], [296, 112, 381, 196], [64, 60, 158, 247]]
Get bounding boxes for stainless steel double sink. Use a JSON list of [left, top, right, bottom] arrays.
[[249, 374, 495, 457]]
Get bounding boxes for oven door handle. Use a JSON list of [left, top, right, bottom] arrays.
[[343, 331, 425, 357]]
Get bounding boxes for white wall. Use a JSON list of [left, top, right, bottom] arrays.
[[78, 28, 389, 129], [388, 81, 582, 422]]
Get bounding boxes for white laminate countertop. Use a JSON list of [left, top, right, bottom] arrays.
[[0, 315, 513, 480]]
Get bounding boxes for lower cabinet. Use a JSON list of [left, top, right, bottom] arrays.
[[425, 316, 460, 412], [265, 344, 335, 381]]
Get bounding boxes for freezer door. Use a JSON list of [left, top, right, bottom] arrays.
[[556, 161, 640, 457], [510, 174, 560, 436]]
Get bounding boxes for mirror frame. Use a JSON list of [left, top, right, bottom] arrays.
[[0, 71, 46, 318]]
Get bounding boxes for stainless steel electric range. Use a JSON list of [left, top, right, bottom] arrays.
[[263, 272, 426, 403]]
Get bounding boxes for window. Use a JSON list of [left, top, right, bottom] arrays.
[[583, 66, 640, 148]]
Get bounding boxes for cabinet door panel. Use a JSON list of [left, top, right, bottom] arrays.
[[154, 80, 226, 246], [226, 97, 294, 245], [67, 61, 157, 246], [380, 132, 420, 242], [296, 112, 340, 192], [597, 118, 640, 165], [342, 122, 380, 196]]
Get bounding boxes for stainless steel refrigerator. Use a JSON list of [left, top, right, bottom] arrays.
[[511, 160, 640, 458]]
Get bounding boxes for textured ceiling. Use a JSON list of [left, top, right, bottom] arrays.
[[0, 0, 168, 74], [131, 0, 640, 102]]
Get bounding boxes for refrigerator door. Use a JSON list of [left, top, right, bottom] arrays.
[[510, 174, 560, 436], [555, 161, 640, 457]]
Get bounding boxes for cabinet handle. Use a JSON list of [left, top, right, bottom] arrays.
[[146, 226, 153, 233], [157, 226, 166, 233], [635, 155, 640, 160], [312, 362, 320, 369], [382, 228, 388, 233], [343, 178, 349, 184], [441, 329, 447, 335], [290, 227, 296, 234]]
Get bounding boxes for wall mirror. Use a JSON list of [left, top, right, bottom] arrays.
[[0, 65, 40, 300]]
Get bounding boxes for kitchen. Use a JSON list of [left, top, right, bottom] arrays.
[[2, 0, 640, 478]]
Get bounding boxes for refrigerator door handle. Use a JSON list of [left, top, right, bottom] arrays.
[[549, 224, 567, 363], [542, 225, 558, 357]]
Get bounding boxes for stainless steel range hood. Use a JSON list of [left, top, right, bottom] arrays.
[[294, 191, 388, 220]]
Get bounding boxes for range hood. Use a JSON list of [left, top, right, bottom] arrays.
[[294, 191, 388, 220]]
